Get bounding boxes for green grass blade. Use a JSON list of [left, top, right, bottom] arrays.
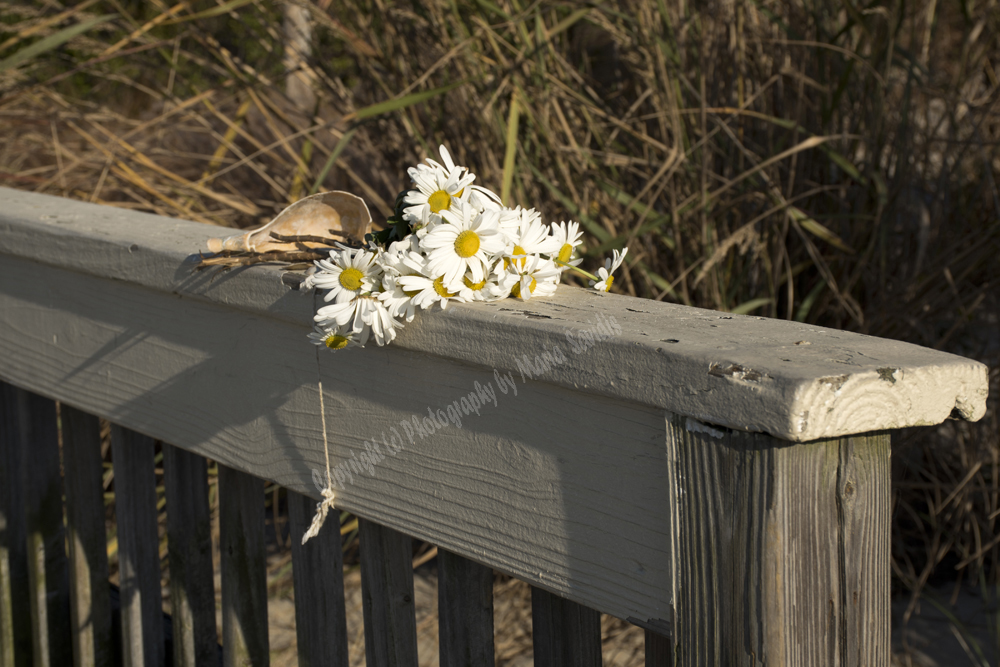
[[347, 80, 465, 122], [501, 90, 521, 205], [0, 14, 116, 73], [731, 297, 773, 315], [310, 128, 357, 196], [162, 0, 257, 24]]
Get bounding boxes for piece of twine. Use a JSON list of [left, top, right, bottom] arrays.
[[302, 353, 335, 545]]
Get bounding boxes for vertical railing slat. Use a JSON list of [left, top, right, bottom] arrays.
[[0, 382, 32, 667], [287, 490, 349, 667], [530, 586, 602, 667], [20, 390, 72, 667], [163, 445, 218, 667], [111, 425, 165, 667], [644, 630, 673, 667], [62, 405, 113, 667], [437, 549, 494, 667], [218, 464, 269, 667], [359, 518, 419, 667]]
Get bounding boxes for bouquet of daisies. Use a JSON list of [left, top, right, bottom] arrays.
[[302, 146, 628, 350]]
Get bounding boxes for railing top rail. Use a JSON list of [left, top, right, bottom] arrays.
[[0, 187, 986, 441]]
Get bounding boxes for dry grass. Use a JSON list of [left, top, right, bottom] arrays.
[[3, 0, 999, 658]]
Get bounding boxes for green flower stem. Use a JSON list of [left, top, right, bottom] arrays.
[[555, 259, 599, 282]]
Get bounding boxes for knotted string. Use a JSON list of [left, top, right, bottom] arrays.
[[302, 352, 336, 544]]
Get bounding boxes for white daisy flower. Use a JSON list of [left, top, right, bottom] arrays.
[[402, 145, 476, 224], [591, 248, 629, 292], [509, 255, 560, 301], [456, 259, 504, 302], [549, 220, 584, 268], [502, 208, 560, 272], [308, 325, 359, 351], [308, 246, 382, 304], [314, 295, 400, 346], [422, 201, 505, 288], [378, 274, 419, 322], [396, 273, 466, 310]]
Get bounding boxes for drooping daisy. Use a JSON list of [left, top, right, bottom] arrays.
[[422, 201, 505, 288], [396, 273, 466, 310], [509, 255, 560, 301], [378, 274, 419, 322], [402, 146, 476, 225], [308, 325, 359, 351], [549, 220, 584, 268], [591, 247, 628, 292], [314, 295, 400, 346], [307, 246, 382, 304], [502, 208, 560, 272]]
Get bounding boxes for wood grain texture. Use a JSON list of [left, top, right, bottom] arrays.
[[287, 490, 349, 667], [530, 586, 602, 667], [359, 519, 418, 667], [162, 445, 218, 667], [111, 425, 165, 667], [0, 382, 32, 667], [0, 186, 987, 441], [437, 549, 494, 667], [665, 415, 890, 665], [61, 404, 113, 667], [218, 465, 269, 667], [20, 390, 72, 667]]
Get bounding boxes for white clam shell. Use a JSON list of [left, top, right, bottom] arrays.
[[207, 191, 371, 253]]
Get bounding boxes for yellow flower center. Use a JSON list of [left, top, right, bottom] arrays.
[[603, 276, 614, 292], [325, 335, 350, 350], [558, 243, 573, 264], [428, 190, 452, 213], [463, 275, 487, 291], [339, 267, 364, 291], [505, 245, 527, 271], [433, 276, 456, 298], [510, 276, 537, 299], [454, 230, 481, 258]]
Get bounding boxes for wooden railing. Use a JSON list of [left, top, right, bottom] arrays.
[[0, 186, 989, 666]]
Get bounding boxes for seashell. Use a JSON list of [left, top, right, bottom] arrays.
[[207, 191, 371, 253]]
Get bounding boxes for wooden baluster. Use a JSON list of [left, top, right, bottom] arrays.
[[644, 630, 673, 667], [20, 391, 72, 667], [358, 518, 418, 667], [287, 490, 349, 667], [438, 549, 494, 667], [0, 382, 32, 667], [218, 464, 269, 667], [62, 405, 113, 667], [530, 587, 602, 667], [163, 445, 218, 667], [111, 425, 164, 667]]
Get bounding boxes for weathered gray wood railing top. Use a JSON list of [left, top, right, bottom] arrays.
[[0, 186, 990, 664]]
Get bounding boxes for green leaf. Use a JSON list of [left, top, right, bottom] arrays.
[[0, 14, 117, 73], [501, 90, 521, 205], [310, 129, 356, 195]]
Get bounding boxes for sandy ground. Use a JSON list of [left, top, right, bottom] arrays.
[[248, 568, 998, 667]]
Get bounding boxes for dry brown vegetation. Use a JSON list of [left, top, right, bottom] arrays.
[[2, 0, 999, 661]]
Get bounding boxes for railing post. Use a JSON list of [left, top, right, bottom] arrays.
[[111, 425, 165, 667], [0, 382, 32, 667], [62, 405, 113, 667], [218, 464, 269, 667], [666, 420, 891, 665], [359, 518, 419, 667], [438, 549, 494, 667], [163, 445, 218, 667], [530, 587, 602, 667], [287, 490, 349, 667], [19, 390, 72, 667]]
